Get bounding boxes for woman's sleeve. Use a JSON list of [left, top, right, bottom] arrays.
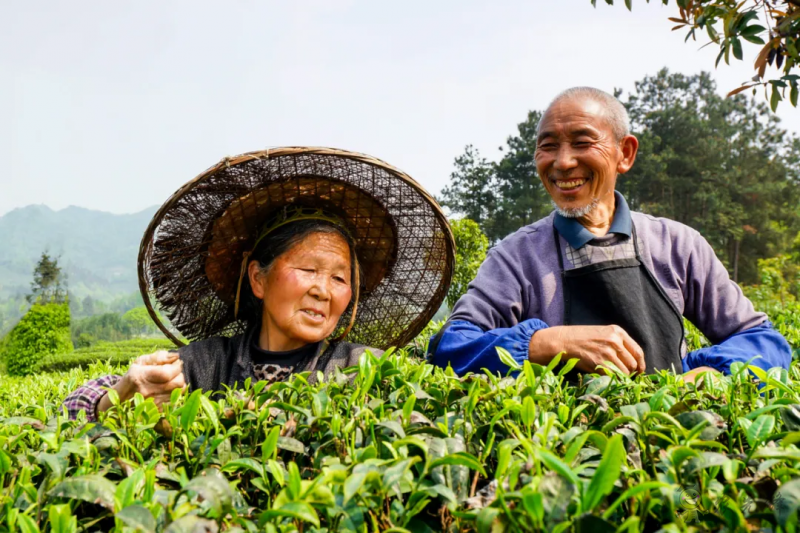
[[430, 319, 548, 376], [61, 375, 123, 422]]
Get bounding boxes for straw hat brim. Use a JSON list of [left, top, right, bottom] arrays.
[[138, 147, 455, 349]]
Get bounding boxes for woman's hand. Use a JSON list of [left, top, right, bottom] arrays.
[[97, 351, 186, 415], [529, 325, 646, 376]]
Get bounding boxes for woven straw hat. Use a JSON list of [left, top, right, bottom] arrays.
[[138, 147, 455, 349]]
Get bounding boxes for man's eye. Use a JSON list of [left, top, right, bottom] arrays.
[[334, 276, 347, 283], [539, 143, 556, 149]]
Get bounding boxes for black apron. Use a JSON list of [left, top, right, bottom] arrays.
[[554, 224, 684, 374]]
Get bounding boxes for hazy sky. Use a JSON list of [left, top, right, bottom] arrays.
[[3, 0, 798, 217]]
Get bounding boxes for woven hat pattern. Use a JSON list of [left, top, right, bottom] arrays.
[[139, 147, 454, 349]]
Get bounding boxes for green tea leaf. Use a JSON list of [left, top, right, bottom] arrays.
[[583, 434, 625, 512], [429, 451, 487, 477], [377, 420, 406, 438], [164, 516, 218, 533], [539, 449, 579, 487], [49, 475, 116, 511], [277, 436, 305, 454], [344, 464, 371, 503], [220, 458, 265, 478], [747, 414, 775, 447], [48, 504, 76, 533], [262, 426, 280, 461], [775, 478, 800, 527], [115, 505, 156, 533], [179, 389, 202, 432], [497, 347, 521, 371], [521, 396, 536, 427], [15, 514, 40, 533]]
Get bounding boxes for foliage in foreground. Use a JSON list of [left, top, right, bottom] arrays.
[[5, 348, 800, 531], [3, 303, 72, 377]]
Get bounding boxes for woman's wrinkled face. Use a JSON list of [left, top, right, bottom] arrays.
[[249, 232, 353, 351]]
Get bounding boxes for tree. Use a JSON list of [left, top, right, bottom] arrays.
[[71, 312, 130, 344], [439, 145, 497, 227], [440, 112, 554, 243], [447, 219, 490, 308], [82, 295, 95, 316], [492, 111, 553, 240], [592, 0, 799, 110], [620, 69, 800, 283], [27, 252, 67, 305], [122, 306, 158, 337]]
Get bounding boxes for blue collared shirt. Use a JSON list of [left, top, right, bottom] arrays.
[[553, 191, 632, 249]]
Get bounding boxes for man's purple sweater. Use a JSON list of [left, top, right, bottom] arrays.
[[431, 193, 791, 376]]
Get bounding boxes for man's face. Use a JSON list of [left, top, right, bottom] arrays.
[[534, 97, 627, 217]]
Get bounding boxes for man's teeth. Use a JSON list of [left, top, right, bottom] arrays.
[[302, 310, 323, 318], [557, 179, 587, 190]]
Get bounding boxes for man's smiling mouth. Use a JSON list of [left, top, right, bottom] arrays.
[[552, 176, 591, 192]]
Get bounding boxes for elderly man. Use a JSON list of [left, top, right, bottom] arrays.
[[430, 87, 791, 380]]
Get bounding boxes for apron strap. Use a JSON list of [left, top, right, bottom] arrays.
[[552, 224, 566, 273]]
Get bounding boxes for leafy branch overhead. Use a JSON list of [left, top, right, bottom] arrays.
[[592, 0, 800, 109]]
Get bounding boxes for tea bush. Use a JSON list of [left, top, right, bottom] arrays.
[[3, 303, 72, 377], [34, 338, 175, 374], [5, 344, 800, 531]]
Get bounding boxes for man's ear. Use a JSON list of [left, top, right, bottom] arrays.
[[617, 134, 639, 175], [248, 261, 265, 299]]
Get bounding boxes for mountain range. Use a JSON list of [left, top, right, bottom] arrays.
[[0, 205, 159, 301]]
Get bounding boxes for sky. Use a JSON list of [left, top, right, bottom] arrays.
[[2, 0, 798, 217]]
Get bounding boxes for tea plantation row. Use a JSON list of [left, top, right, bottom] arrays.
[[5, 339, 800, 532]]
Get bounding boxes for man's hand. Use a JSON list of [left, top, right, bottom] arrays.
[[97, 351, 186, 415], [529, 325, 646, 375]]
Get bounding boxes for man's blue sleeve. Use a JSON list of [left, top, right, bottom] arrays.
[[430, 319, 549, 376], [682, 321, 791, 374]]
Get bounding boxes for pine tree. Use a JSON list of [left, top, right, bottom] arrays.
[[27, 252, 67, 304]]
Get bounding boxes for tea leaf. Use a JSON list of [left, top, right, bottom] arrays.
[[747, 414, 776, 447], [429, 451, 487, 477], [115, 504, 156, 533], [49, 475, 116, 511], [583, 434, 625, 511]]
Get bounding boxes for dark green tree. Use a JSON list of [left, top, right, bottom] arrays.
[[492, 111, 552, 241], [82, 295, 95, 317], [620, 69, 800, 283], [440, 113, 553, 243], [27, 252, 67, 305], [439, 145, 497, 227]]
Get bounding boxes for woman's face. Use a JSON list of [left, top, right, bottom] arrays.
[[249, 231, 353, 351]]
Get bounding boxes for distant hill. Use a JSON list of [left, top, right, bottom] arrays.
[[0, 205, 159, 301]]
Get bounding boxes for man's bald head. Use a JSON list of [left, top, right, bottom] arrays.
[[539, 87, 630, 141]]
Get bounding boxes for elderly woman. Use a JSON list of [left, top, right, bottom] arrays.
[[63, 147, 454, 421]]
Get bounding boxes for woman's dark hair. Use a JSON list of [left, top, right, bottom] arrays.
[[237, 219, 361, 331]]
